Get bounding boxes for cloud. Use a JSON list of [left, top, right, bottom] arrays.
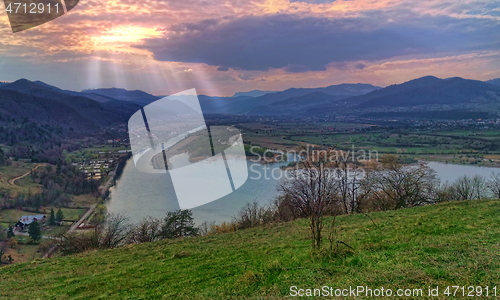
[[238, 73, 255, 80], [138, 13, 500, 72], [289, 0, 337, 3], [355, 63, 366, 70]]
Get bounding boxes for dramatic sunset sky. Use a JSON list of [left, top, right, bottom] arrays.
[[0, 0, 499, 96]]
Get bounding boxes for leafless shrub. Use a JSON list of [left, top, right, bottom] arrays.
[[452, 175, 487, 200], [209, 222, 237, 234], [128, 217, 163, 244], [487, 173, 500, 199], [271, 194, 299, 221], [59, 213, 131, 255], [233, 201, 276, 230], [99, 213, 131, 249], [198, 221, 216, 236], [371, 156, 438, 209], [280, 147, 340, 249]]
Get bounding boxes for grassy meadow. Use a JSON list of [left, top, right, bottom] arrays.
[[1, 199, 499, 299]]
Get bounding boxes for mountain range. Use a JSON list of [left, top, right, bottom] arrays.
[[0, 79, 141, 131], [487, 78, 500, 87], [0, 76, 499, 133], [304, 76, 500, 120]]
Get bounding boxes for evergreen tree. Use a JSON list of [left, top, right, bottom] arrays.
[[0, 147, 5, 166], [7, 226, 15, 238], [28, 221, 42, 242], [49, 209, 56, 225], [56, 208, 64, 224], [161, 210, 199, 239]]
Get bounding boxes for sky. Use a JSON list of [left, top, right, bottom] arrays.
[[0, 0, 499, 96]]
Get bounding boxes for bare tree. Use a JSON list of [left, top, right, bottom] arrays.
[[271, 194, 303, 222], [453, 175, 487, 200], [372, 155, 438, 209], [335, 159, 366, 214], [280, 147, 340, 249], [99, 213, 131, 249], [128, 217, 163, 244], [59, 213, 130, 255], [487, 173, 500, 199]]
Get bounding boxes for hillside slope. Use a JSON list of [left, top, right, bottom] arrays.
[[0, 79, 141, 130], [82, 87, 161, 105], [486, 78, 500, 87], [249, 92, 344, 115], [1, 200, 499, 299], [224, 83, 380, 114], [305, 76, 500, 119]]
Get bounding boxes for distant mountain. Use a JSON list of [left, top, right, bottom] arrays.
[[358, 77, 500, 108], [232, 90, 274, 98], [249, 92, 344, 115], [486, 78, 500, 87], [198, 95, 252, 114], [82, 88, 161, 105], [32, 80, 115, 103], [304, 76, 500, 119], [345, 76, 443, 106], [222, 83, 380, 114], [0, 79, 141, 130], [0, 88, 97, 131]]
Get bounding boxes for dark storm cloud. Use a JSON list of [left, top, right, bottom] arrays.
[[137, 13, 500, 72], [355, 63, 366, 70]]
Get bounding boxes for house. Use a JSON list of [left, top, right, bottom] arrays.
[[15, 215, 46, 230]]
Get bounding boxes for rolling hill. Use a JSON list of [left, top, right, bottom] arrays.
[[3, 76, 499, 125], [358, 77, 500, 108], [232, 89, 274, 98], [222, 83, 380, 114], [32, 80, 116, 103], [304, 76, 500, 119], [249, 91, 345, 115], [0, 88, 98, 131], [82, 87, 161, 105], [0, 79, 141, 131], [487, 78, 500, 87], [1, 199, 499, 299]]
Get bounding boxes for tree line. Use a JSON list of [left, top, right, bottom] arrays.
[[0, 162, 100, 210]]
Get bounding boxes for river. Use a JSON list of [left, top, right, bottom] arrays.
[[106, 159, 500, 224], [107, 157, 287, 224]]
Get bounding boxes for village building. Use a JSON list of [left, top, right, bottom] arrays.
[[15, 215, 46, 230]]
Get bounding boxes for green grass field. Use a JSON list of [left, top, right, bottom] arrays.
[[0, 162, 40, 197], [1, 200, 499, 299], [0, 208, 85, 224]]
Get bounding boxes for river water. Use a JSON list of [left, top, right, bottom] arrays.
[[107, 159, 500, 224], [107, 157, 287, 224]]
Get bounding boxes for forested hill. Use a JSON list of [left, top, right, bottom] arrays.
[[0, 79, 141, 132]]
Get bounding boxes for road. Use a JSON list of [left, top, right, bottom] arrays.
[[12, 231, 58, 240], [9, 164, 46, 186]]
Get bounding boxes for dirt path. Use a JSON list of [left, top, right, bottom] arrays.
[[8, 164, 45, 186]]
